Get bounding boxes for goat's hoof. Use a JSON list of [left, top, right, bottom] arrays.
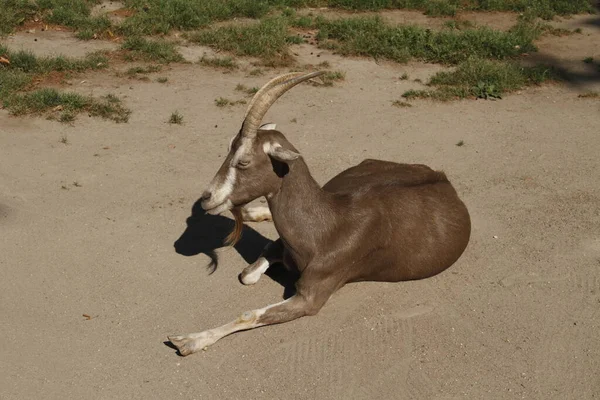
[[168, 335, 200, 356], [239, 271, 258, 285]]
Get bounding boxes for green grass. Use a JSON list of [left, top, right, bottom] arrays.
[[1, 0, 594, 38], [119, 0, 275, 36], [321, 70, 345, 86], [121, 37, 184, 63], [4, 89, 130, 122], [401, 57, 558, 101], [324, 0, 594, 19], [198, 55, 238, 70], [2, 46, 108, 74], [187, 16, 298, 66], [0, 45, 130, 122], [315, 16, 540, 65], [0, 0, 112, 38], [0, 0, 38, 35]]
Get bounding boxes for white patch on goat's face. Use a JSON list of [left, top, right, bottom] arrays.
[[203, 166, 236, 214], [202, 136, 254, 214]]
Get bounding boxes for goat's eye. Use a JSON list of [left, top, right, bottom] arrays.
[[237, 160, 251, 168]]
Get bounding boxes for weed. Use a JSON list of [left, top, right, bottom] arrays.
[[59, 135, 69, 145], [72, 181, 82, 187], [401, 58, 559, 101], [235, 84, 259, 95], [290, 117, 297, 123], [392, 100, 412, 107], [198, 55, 238, 70], [318, 61, 331, 68], [214, 97, 246, 107], [126, 65, 162, 76], [59, 110, 76, 122], [215, 97, 230, 107], [157, 76, 168, 83], [248, 68, 263, 76], [121, 37, 184, 63], [321, 70, 345, 86], [456, 140, 465, 146], [400, 73, 409, 80], [578, 91, 599, 98], [169, 111, 183, 124], [574, 28, 583, 34], [583, 57, 594, 64]]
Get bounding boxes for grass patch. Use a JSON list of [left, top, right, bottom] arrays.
[[0, 0, 38, 35], [0, 45, 130, 122], [235, 83, 259, 95], [121, 37, 184, 63], [187, 16, 297, 66], [0, 0, 112, 38], [401, 58, 558, 101], [119, 0, 275, 36], [578, 91, 599, 99], [1, 0, 594, 38], [315, 16, 540, 65], [169, 110, 183, 124], [1, 45, 108, 74], [324, 0, 594, 19], [198, 55, 238, 70], [4, 89, 130, 122], [321, 70, 345, 86], [215, 97, 247, 107]]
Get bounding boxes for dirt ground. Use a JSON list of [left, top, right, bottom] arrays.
[[1, 9, 599, 400]]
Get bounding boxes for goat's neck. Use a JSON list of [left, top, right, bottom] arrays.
[[267, 158, 332, 261]]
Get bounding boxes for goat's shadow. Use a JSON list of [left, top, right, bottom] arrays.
[[173, 199, 298, 299]]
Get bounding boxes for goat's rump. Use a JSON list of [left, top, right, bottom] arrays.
[[322, 159, 449, 195]]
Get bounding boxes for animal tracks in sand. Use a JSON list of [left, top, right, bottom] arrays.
[[270, 304, 434, 399]]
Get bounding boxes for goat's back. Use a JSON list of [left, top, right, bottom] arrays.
[[320, 159, 471, 283], [323, 159, 448, 194]]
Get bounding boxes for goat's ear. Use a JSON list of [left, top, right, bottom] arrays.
[[259, 123, 277, 130], [264, 143, 301, 162]]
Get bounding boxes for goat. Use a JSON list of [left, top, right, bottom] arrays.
[[168, 71, 471, 356]]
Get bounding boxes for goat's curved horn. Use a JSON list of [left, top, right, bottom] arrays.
[[241, 71, 326, 139], [243, 72, 306, 119]]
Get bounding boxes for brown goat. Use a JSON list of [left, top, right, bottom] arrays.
[[168, 71, 471, 356]]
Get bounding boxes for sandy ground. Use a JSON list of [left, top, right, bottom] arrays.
[[1, 9, 599, 400]]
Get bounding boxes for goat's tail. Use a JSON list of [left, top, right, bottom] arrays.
[[224, 207, 244, 246]]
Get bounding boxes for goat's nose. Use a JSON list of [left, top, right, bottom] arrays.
[[201, 191, 212, 202]]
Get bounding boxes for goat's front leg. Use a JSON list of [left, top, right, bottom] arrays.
[[239, 239, 284, 285], [169, 294, 319, 356], [240, 204, 271, 222], [168, 274, 337, 356]]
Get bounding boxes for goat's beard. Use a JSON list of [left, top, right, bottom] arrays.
[[224, 207, 244, 246]]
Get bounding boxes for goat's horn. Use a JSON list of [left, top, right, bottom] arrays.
[[241, 71, 326, 139], [243, 72, 306, 119]]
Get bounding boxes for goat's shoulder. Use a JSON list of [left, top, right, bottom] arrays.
[[323, 159, 448, 194]]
